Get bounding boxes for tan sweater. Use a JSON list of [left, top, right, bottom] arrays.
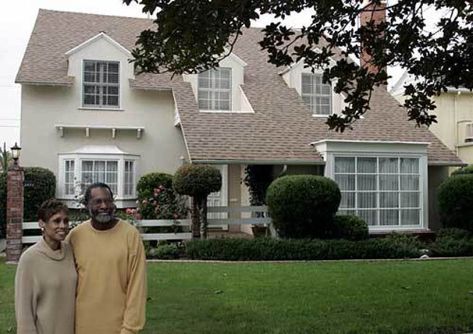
[[67, 219, 147, 334], [15, 238, 77, 334]]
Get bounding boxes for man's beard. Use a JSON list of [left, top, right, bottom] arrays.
[[90, 209, 114, 224]]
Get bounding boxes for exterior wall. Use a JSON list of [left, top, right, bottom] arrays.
[[428, 165, 450, 231], [394, 91, 473, 167], [20, 37, 188, 206]]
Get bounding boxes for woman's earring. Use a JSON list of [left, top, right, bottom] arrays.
[[41, 227, 44, 232]]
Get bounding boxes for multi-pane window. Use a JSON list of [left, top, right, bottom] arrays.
[[81, 160, 118, 194], [301, 73, 332, 115], [335, 156, 421, 227], [64, 160, 75, 195], [198, 68, 232, 110], [83, 60, 119, 108], [124, 160, 134, 196]]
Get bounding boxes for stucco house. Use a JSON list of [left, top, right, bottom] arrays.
[[16, 9, 463, 235], [391, 72, 473, 173]]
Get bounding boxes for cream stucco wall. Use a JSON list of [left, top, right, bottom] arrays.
[[20, 36, 188, 205], [394, 91, 473, 167]]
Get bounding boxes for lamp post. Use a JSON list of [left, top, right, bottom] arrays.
[[10, 142, 21, 166]]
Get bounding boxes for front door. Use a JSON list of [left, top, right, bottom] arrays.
[[207, 165, 228, 230]]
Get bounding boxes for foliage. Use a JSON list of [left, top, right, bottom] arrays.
[[173, 164, 221, 239], [137, 172, 187, 220], [152, 244, 181, 259], [0, 173, 6, 238], [330, 214, 369, 241], [451, 165, 473, 176], [438, 174, 473, 232], [243, 165, 273, 205], [173, 165, 222, 198], [436, 228, 471, 240], [0, 142, 11, 173], [185, 236, 421, 261], [124, 0, 473, 131], [266, 175, 341, 239], [430, 237, 473, 257], [23, 167, 56, 222]]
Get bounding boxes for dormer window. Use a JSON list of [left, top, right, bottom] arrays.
[[83, 60, 120, 108], [198, 67, 232, 111], [301, 73, 332, 116]]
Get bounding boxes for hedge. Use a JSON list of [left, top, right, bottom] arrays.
[[23, 167, 56, 222], [185, 235, 421, 261], [0, 173, 6, 237]]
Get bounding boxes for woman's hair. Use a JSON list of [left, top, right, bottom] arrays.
[[83, 182, 114, 206], [38, 198, 68, 222]]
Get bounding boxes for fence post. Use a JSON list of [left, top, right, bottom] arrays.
[[6, 164, 24, 263]]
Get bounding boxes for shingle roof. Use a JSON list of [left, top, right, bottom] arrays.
[[17, 9, 463, 165]]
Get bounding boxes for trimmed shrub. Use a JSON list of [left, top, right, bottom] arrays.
[[438, 174, 473, 232], [173, 164, 221, 198], [430, 237, 473, 257], [155, 244, 181, 259], [23, 167, 56, 222], [436, 228, 471, 240], [266, 175, 341, 239], [451, 165, 473, 176], [330, 215, 369, 241], [185, 236, 421, 261], [136, 172, 187, 219], [0, 173, 6, 237]]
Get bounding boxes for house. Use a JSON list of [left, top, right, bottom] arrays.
[[391, 72, 473, 173], [16, 9, 463, 235]]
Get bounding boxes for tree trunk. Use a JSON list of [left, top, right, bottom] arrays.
[[201, 197, 208, 239], [191, 196, 201, 239]]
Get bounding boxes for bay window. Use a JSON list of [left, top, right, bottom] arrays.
[[335, 156, 422, 227], [59, 153, 137, 202]]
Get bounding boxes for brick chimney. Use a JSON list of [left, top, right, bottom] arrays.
[[360, 1, 387, 76]]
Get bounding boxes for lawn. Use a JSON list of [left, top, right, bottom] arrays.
[[1, 258, 473, 333]]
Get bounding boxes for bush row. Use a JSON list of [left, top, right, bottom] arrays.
[[184, 235, 422, 261]]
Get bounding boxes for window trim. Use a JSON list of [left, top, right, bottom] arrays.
[[197, 67, 233, 111], [58, 153, 138, 201], [81, 59, 121, 109]]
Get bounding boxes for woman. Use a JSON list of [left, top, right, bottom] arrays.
[[15, 199, 77, 334]]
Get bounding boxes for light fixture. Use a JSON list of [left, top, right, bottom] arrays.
[[10, 142, 21, 166]]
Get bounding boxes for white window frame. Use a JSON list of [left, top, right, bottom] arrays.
[[58, 153, 138, 201], [82, 60, 120, 109], [333, 155, 424, 228], [198, 67, 232, 111], [301, 73, 332, 116]]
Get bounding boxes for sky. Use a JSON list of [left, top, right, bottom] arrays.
[[0, 1, 405, 149]]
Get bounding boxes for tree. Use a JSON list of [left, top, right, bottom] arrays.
[[173, 164, 221, 239], [0, 142, 11, 173], [123, 0, 473, 132]]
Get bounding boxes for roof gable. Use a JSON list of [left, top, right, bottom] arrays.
[[65, 32, 131, 58]]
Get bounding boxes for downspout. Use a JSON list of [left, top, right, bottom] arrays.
[[454, 91, 461, 155], [278, 164, 288, 177]]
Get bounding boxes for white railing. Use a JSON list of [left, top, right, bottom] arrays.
[[21, 206, 270, 244]]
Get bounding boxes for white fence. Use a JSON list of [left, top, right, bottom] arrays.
[[21, 206, 271, 244]]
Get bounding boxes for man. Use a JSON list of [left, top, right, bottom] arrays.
[[67, 182, 147, 334]]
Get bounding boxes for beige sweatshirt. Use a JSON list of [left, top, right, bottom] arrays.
[[67, 219, 147, 334], [15, 238, 77, 334]]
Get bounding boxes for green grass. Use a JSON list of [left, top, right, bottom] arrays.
[[2, 258, 473, 333]]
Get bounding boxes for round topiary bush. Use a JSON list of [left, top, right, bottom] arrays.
[[136, 172, 187, 219], [266, 175, 341, 239], [331, 215, 369, 241], [451, 165, 473, 176], [23, 167, 56, 222], [173, 164, 222, 198], [438, 174, 473, 232]]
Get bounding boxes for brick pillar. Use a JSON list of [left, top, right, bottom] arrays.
[[6, 164, 24, 263]]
